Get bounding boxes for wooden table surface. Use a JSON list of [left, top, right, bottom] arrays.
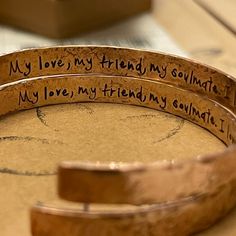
[[154, 0, 236, 76]]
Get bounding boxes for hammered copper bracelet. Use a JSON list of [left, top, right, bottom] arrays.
[[0, 46, 235, 235]]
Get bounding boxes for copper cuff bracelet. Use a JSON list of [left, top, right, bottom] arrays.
[[0, 46, 235, 235]]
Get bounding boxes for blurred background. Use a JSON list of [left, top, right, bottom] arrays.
[[0, 0, 184, 55], [0, 0, 235, 75]]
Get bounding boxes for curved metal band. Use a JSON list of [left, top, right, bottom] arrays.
[[0, 46, 235, 112], [12, 74, 233, 236], [0, 73, 235, 203], [31, 179, 236, 236], [0, 46, 235, 235], [0, 73, 234, 235]]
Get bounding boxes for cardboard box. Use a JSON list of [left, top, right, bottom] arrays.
[[0, 0, 151, 38]]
